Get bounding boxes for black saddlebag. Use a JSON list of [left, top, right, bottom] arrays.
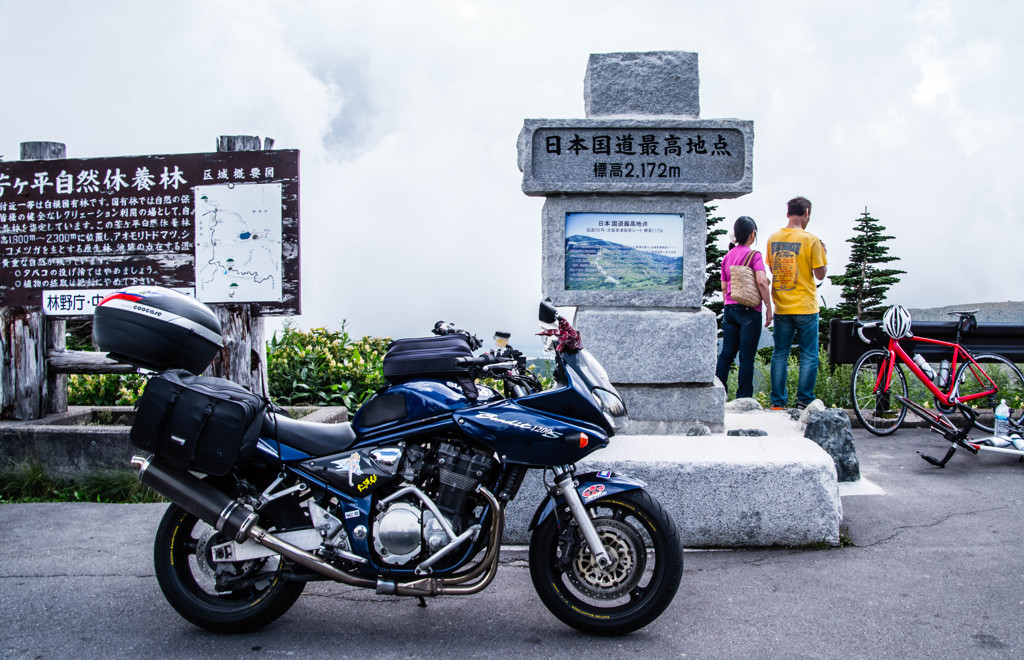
[[130, 370, 267, 476], [382, 335, 474, 382]]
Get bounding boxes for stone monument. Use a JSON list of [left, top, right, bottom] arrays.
[[517, 51, 753, 432]]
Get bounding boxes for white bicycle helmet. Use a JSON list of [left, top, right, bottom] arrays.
[[882, 304, 912, 339]]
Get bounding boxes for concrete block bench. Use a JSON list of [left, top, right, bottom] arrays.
[[503, 433, 842, 548]]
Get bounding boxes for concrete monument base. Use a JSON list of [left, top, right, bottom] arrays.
[[503, 410, 843, 548], [573, 306, 717, 383], [0, 408, 844, 549], [615, 382, 726, 434], [573, 306, 722, 431]]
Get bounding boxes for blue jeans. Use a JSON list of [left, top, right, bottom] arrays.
[[716, 305, 762, 399], [771, 313, 819, 407]]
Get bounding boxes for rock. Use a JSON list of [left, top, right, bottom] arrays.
[[727, 429, 768, 436], [798, 399, 827, 426], [725, 397, 763, 413], [685, 424, 712, 436], [803, 409, 860, 482]]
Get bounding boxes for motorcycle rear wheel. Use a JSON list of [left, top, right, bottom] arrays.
[[528, 488, 683, 636], [153, 498, 307, 633]]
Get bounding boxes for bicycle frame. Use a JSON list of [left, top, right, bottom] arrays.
[[876, 336, 998, 407], [897, 394, 1024, 467]]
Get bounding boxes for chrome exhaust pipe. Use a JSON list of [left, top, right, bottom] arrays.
[[246, 524, 375, 588], [132, 455, 375, 588], [375, 486, 505, 597]]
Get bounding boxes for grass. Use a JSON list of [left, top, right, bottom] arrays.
[[0, 458, 163, 504], [722, 347, 854, 409]]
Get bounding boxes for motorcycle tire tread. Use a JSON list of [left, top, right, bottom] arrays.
[[153, 500, 307, 633]]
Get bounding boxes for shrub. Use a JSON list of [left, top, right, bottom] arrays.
[[266, 322, 390, 411], [68, 373, 148, 406], [67, 322, 392, 414]]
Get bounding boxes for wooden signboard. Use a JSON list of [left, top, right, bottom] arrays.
[[0, 149, 300, 316]]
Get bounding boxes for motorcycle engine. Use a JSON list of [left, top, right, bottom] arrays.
[[372, 440, 495, 567]]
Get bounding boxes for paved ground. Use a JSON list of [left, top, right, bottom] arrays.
[[1, 424, 1022, 659]]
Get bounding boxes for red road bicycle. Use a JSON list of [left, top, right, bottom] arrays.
[[894, 396, 1024, 467], [849, 310, 1024, 436]]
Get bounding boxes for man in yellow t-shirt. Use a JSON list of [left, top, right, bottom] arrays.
[[766, 196, 828, 409]]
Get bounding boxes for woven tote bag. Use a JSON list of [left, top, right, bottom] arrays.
[[728, 250, 762, 308]]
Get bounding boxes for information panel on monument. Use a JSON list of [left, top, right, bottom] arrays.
[[565, 212, 684, 291]]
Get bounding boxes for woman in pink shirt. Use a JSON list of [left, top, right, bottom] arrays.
[[715, 216, 773, 399]]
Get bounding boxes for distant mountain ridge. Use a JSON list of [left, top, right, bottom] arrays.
[[565, 234, 682, 290], [747, 301, 1024, 351], [907, 301, 1024, 324]]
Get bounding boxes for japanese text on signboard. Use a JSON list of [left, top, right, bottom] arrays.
[[531, 128, 745, 184]]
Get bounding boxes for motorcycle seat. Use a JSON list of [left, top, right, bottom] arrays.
[[261, 413, 358, 456]]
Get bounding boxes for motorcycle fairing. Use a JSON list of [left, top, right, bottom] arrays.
[[256, 438, 312, 462], [453, 400, 609, 466], [516, 350, 624, 432], [528, 471, 646, 532], [303, 446, 403, 497]]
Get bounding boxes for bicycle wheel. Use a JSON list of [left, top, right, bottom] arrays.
[[952, 353, 1024, 433], [851, 349, 908, 435]]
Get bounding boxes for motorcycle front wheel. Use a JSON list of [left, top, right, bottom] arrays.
[[528, 488, 683, 636], [153, 497, 307, 633]]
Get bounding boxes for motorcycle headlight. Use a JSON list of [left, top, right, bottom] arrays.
[[591, 387, 626, 418], [591, 387, 627, 432]]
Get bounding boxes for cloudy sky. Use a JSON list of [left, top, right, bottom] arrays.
[[2, 0, 1021, 351]]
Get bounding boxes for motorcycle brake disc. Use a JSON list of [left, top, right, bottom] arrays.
[[568, 518, 646, 600]]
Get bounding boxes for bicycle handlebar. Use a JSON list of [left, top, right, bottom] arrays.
[[852, 319, 881, 345]]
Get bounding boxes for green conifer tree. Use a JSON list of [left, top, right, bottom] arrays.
[[704, 203, 728, 319], [828, 208, 906, 321]]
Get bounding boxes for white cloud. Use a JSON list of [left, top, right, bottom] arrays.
[[2, 0, 1023, 346]]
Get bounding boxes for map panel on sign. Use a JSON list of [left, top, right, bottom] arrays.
[[194, 183, 283, 303]]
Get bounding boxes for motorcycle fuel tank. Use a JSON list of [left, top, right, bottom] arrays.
[[352, 379, 498, 434]]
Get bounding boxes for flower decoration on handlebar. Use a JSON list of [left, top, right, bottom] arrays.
[[538, 317, 583, 353]]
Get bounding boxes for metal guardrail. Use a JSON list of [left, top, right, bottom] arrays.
[[829, 319, 1024, 365]]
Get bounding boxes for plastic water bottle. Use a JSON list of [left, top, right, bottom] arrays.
[[912, 354, 936, 381], [994, 399, 1010, 438], [937, 360, 951, 389]]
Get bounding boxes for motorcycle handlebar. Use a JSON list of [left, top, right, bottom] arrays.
[[454, 353, 502, 368], [434, 322, 483, 350]]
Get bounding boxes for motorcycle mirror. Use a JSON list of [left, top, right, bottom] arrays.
[[539, 298, 559, 324]]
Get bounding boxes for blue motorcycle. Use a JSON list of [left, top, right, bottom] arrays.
[[115, 295, 683, 636]]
